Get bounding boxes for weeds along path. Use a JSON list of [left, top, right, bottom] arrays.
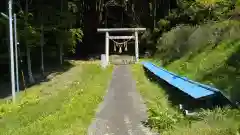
[[88, 65, 158, 135], [0, 61, 113, 135]]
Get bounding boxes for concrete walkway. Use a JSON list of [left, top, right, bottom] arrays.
[[88, 65, 157, 135]]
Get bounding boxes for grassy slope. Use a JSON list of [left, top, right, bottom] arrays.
[[167, 40, 240, 101], [133, 1, 240, 134], [0, 61, 113, 135], [162, 41, 240, 134], [132, 64, 184, 133], [132, 40, 240, 134]]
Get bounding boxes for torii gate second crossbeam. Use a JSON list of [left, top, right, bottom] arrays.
[[97, 28, 146, 65]]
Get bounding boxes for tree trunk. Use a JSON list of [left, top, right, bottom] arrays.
[[25, 0, 35, 84], [40, 23, 44, 74], [26, 46, 34, 83], [59, 0, 63, 65], [59, 43, 63, 65], [153, 0, 157, 28]]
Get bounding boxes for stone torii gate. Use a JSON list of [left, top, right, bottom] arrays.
[[97, 28, 146, 65]]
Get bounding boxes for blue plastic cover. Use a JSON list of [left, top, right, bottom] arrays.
[[142, 61, 217, 99]]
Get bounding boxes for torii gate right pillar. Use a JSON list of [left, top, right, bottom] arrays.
[[135, 31, 139, 62]]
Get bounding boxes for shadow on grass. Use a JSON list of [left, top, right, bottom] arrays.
[[143, 67, 232, 111], [200, 45, 240, 103], [0, 60, 74, 99]]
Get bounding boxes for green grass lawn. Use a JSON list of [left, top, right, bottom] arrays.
[[131, 64, 184, 134], [0, 61, 113, 135]]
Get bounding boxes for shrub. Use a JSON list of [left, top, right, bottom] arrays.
[[147, 106, 184, 132], [155, 25, 196, 65], [154, 20, 240, 65]]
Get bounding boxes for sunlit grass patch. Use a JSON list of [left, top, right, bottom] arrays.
[[131, 64, 184, 133], [0, 62, 113, 135]]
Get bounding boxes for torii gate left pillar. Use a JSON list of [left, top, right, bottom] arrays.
[[97, 28, 146, 65], [105, 32, 109, 64]]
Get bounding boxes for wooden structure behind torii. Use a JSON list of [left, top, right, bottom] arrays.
[[97, 28, 146, 65]]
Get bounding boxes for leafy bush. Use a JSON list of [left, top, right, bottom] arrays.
[[67, 28, 83, 54], [154, 20, 240, 65], [147, 107, 184, 132], [54, 28, 83, 55], [141, 29, 159, 56], [155, 25, 196, 65], [156, 19, 171, 33], [162, 0, 235, 29]]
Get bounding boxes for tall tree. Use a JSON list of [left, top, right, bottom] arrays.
[[24, 0, 35, 84]]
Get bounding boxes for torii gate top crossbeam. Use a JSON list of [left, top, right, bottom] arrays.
[[97, 28, 146, 33]]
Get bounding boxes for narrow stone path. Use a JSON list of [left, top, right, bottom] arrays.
[[88, 65, 157, 135]]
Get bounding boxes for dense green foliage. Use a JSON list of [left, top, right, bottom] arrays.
[[0, 0, 86, 88], [135, 0, 240, 134], [0, 0, 173, 89], [142, 0, 240, 52], [151, 0, 240, 101]]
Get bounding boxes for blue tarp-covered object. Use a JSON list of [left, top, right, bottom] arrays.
[[142, 61, 220, 99]]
